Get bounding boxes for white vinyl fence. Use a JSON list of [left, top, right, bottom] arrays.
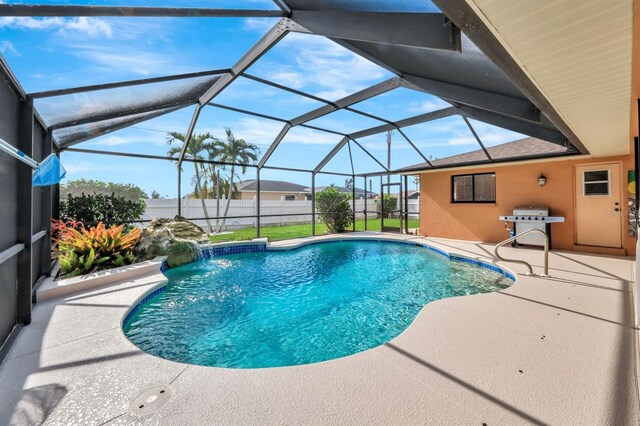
[[143, 198, 419, 231]]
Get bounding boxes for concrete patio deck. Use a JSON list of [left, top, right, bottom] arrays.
[[0, 233, 638, 425]]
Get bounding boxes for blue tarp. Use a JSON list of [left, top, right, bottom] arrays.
[[32, 154, 66, 187]]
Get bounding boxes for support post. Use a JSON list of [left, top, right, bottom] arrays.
[[311, 172, 316, 236], [256, 169, 261, 238], [40, 132, 53, 277], [52, 146, 60, 222], [352, 175, 356, 233], [17, 97, 33, 325], [404, 174, 409, 234], [177, 165, 182, 216], [363, 175, 368, 231], [380, 175, 384, 232]]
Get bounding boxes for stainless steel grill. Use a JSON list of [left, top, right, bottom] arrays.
[[499, 206, 565, 247]]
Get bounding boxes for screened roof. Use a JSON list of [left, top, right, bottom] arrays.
[[1, 0, 584, 177]]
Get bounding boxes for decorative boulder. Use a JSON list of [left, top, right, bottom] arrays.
[[166, 240, 200, 268], [135, 216, 209, 266]]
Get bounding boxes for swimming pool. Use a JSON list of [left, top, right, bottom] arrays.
[[123, 240, 512, 368]]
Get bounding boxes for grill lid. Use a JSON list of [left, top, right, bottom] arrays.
[[512, 206, 549, 216]]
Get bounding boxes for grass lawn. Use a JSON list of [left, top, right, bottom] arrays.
[[209, 218, 420, 243]]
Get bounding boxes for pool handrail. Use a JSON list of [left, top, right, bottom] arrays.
[[494, 228, 549, 276]]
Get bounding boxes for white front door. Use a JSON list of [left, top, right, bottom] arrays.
[[575, 163, 622, 247]]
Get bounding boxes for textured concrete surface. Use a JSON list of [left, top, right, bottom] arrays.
[[1, 233, 638, 425]]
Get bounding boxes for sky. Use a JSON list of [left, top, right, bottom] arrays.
[[0, 0, 527, 197]]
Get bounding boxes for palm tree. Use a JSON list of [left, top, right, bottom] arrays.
[[167, 132, 217, 232], [208, 128, 259, 233]]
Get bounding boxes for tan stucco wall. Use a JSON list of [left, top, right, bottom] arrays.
[[238, 191, 307, 201], [419, 154, 635, 256]]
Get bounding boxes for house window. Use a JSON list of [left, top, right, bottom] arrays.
[[452, 173, 496, 203], [583, 170, 609, 196], [284, 195, 296, 201]]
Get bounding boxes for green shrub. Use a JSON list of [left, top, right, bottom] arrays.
[[315, 185, 353, 233], [60, 192, 145, 226], [61, 179, 147, 201], [380, 194, 398, 217]]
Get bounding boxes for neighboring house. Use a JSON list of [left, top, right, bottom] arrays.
[[236, 179, 310, 201]]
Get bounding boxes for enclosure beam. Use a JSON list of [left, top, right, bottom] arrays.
[[272, 0, 291, 15], [456, 104, 568, 146], [432, 0, 588, 154], [257, 124, 292, 169], [350, 139, 389, 172], [178, 19, 290, 180], [17, 98, 34, 325], [290, 11, 461, 51], [395, 128, 432, 167], [29, 69, 230, 99], [314, 136, 350, 174], [350, 107, 458, 139], [63, 147, 258, 169], [198, 20, 290, 106], [50, 98, 198, 131], [403, 75, 541, 124], [58, 102, 194, 147], [314, 108, 457, 174], [462, 116, 493, 161], [0, 4, 285, 17], [258, 77, 401, 169]]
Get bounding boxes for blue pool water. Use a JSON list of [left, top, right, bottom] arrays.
[[123, 241, 511, 368]]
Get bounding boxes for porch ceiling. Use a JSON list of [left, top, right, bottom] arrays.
[[460, 0, 634, 157]]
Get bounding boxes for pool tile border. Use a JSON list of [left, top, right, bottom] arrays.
[[123, 285, 167, 327], [136, 237, 515, 329]]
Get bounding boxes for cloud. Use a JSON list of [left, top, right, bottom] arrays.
[[195, 117, 341, 155], [0, 16, 113, 38], [254, 33, 389, 101], [243, 18, 277, 33], [85, 132, 167, 148], [67, 44, 185, 76], [0, 40, 19, 56], [406, 98, 451, 114]]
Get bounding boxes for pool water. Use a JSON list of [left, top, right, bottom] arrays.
[[124, 241, 511, 368]]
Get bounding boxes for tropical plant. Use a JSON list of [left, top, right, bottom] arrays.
[[53, 220, 141, 278], [208, 128, 259, 232], [61, 179, 147, 201], [60, 193, 145, 226], [167, 132, 218, 232], [315, 185, 353, 233]]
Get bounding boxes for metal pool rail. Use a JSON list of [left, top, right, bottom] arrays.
[[494, 229, 549, 276]]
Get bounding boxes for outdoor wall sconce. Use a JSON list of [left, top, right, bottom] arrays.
[[537, 173, 547, 187]]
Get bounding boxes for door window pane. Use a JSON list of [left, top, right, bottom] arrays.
[[585, 182, 609, 196], [584, 170, 609, 182], [584, 170, 609, 195]]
